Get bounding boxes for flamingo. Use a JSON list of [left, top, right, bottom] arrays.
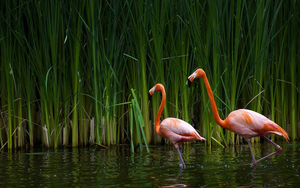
[[187, 68, 289, 165], [149, 83, 205, 168]]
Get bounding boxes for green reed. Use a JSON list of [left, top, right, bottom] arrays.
[[0, 0, 298, 150], [289, 6, 298, 141]]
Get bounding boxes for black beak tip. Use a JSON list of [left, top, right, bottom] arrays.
[[148, 93, 152, 101], [188, 79, 192, 87]]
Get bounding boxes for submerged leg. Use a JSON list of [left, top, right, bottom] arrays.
[[250, 136, 282, 165], [176, 145, 185, 168], [247, 139, 257, 166], [254, 136, 282, 164]]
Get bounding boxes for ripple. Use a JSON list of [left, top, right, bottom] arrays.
[[0, 143, 299, 187]]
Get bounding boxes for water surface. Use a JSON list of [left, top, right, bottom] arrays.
[[0, 141, 299, 187]]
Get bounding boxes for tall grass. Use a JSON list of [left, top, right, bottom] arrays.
[[0, 0, 298, 150]]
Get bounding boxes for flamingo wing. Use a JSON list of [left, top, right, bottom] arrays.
[[227, 109, 289, 141], [160, 118, 205, 143]]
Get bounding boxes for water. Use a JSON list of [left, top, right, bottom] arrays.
[[0, 142, 299, 187]]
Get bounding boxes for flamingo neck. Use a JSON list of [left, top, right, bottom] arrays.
[[201, 73, 225, 127], [155, 88, 166, 135]]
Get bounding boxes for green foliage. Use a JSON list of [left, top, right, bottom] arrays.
[[0, 0, 299, 149]]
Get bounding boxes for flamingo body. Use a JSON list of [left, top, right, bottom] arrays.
[[159, 117, 205, 147], [225, 109, 289, 141], [188, 68, 289, 165], [149, 83, 205, 168]]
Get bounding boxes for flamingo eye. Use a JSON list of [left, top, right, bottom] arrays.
[[149, 86, 156, 94], [188, 72, 197, 80], [192, 72, 198, 78], [152, 86, 156, 92]]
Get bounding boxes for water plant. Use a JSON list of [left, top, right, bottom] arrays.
[[0, 0, 298, 150]]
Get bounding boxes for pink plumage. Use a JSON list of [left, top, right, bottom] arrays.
[[225, 109, 289, 141], [149, 83, 205, 168], [160, 118, 205, 146], [188, 68, 289, 165]]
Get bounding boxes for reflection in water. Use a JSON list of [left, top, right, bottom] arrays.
[[249, 165, 257, 186], [0, 141, 299, 187], [151, 167, 186, 187]]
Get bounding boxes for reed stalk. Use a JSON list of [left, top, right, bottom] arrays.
[[70, 2, 84, 147], [25, 68, 34, 147], [289, 5, 297, 140]]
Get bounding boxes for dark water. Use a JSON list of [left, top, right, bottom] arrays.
[[0, 141, 299, 187]]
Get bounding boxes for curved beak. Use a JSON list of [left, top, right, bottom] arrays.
[[187, 72, 197, 87], [188, 79, 192, 87], [148, 93, 152, 101]]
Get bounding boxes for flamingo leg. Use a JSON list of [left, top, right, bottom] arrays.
[[247, 139, 257, 166], [263, 135, 281, 148], [254, 136, 282, 164], [250, 136, 283, 165], [176, 145, 185, 168]]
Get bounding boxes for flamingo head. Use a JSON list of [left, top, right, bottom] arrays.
[[188, 68, 205, 87], [148, 83, 164, 100], [148, 86, 155, 100]]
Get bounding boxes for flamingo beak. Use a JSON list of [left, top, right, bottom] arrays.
[[148, 93, 152, 101], [148, 86, 155, 100], [188, 79, 192, 87], [187, 72, 197, 87]]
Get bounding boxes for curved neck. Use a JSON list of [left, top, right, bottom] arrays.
[[201, 73, 225, 127], [155, 88, 166, 134]]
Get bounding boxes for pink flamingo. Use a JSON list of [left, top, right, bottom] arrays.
[[149, 83, 205, 168], [188, 68, 289, 165]]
